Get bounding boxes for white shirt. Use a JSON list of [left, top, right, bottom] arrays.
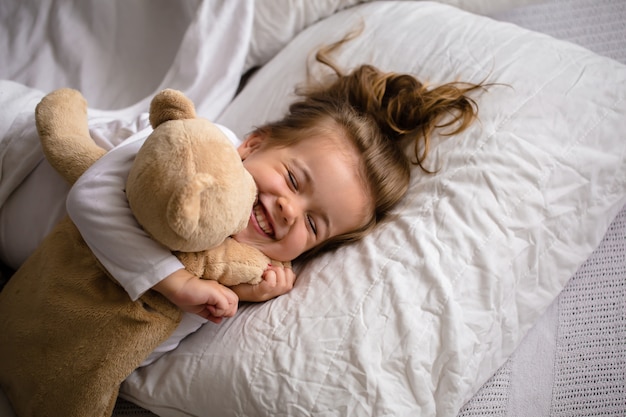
[[66, 123, 241, 366]]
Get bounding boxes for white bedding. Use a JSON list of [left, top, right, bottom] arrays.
[[459, 0, 626, 414], [130, 2, 626, 416], [0, 0, 251, 116], [1, 1, 625, 417]]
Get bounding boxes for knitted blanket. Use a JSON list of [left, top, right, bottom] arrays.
[[459, 203, 625, 416]]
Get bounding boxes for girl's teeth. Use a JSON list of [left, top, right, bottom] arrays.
[[254, 204, 274, 236]]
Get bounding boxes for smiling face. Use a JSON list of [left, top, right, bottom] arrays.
[[232, 126, 372, 262]]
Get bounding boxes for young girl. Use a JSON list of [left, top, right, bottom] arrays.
[[63, 48, 486, 363], [1, 49, 486, 365]]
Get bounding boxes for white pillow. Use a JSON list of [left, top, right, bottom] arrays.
[[121, 2, 626, 416], [244, 0, 365, 71], [245, 0, 545, 71]]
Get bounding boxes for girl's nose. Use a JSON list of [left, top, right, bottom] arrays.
[[277, 196, 297, 226]]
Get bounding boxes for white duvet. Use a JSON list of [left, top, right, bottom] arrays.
[[1, 1, 625, 417]]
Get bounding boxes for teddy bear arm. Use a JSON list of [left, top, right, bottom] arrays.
[[175, 238, 270, 286], [173, 251, 207, 278], [35, 88, 107, 184]]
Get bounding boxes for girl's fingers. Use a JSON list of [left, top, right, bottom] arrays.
[[263, 269, 277, 287]]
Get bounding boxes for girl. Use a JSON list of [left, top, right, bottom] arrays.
[[65, 53, 486, 364], [1, 49, 486, 365]]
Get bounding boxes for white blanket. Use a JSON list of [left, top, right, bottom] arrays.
[[0, 0, 252, 117], [0, 0, 254, 268]]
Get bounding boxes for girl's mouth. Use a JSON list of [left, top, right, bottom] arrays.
[[253, 201, 275, 238]]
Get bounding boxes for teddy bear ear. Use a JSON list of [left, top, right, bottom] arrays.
[[149, 89, 197, 128], [166, 173, 215, 241]]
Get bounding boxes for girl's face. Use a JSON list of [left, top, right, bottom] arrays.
[[233, 131, 372, 262]]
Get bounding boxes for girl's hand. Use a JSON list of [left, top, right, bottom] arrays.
[[153, 269, 239, 323], [231, 263, 296, 303]]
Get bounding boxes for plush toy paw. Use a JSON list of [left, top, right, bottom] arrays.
[[176, 238, 270, 286], [35, 88, 106, 184], [35, 88, 88, 142]]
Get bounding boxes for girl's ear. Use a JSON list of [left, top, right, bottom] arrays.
[[237, 132, 265, 160]]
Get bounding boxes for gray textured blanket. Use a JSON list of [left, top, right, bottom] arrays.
[[459, 2, 626, 414]]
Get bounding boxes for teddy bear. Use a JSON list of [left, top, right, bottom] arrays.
[[0, 88, 276, 417]]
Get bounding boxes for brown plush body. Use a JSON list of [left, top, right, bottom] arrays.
[[0, 219, 181, 417], [0, 88, 274, 417]]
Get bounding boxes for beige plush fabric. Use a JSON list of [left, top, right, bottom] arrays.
[[0, 217, 182, 417]]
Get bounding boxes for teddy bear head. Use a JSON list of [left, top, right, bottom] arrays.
[[125, 89, 257, 252]]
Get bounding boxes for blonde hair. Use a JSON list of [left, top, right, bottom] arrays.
[[253, 42, 486, 259]]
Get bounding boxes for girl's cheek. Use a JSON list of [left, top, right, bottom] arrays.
[[289, 227, 310, 259]]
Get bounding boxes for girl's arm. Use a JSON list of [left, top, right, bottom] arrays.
[[66, 132, 184, 301], [67, 132, 240, 322]]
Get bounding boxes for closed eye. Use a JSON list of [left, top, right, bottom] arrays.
[[288, 170, 298, 190], [307, 214, 317, 235]]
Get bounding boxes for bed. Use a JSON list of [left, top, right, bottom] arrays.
[[0, 0, 624, 416]]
